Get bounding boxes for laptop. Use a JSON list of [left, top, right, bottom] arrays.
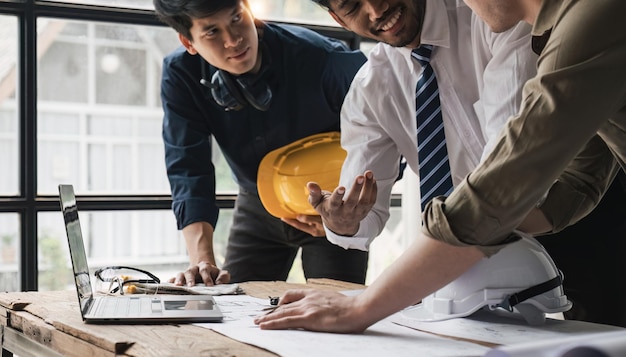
[[58, 184, 223, 323]]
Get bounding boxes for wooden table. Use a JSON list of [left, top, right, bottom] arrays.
[[7, 278, 620, 357], [0, 279, 371, 357]]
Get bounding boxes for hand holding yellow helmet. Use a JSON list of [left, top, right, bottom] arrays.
[[257, 132, 345, 219]]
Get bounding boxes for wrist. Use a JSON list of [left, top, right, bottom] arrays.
[[195, 256, 217, 267], [182, 221, 216, 265], [325, 222, 359, 237], [348, 295, 376, 332]]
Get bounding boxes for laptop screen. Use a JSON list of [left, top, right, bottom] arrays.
[[59, 184, 94, 317]]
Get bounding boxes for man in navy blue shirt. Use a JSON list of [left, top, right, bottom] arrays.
[[153, 0, 368, 285]]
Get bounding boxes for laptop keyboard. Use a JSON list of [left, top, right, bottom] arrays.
[[96, 296, 154, 317]]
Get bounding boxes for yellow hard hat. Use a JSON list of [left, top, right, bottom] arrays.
[[257, 132, 346, 219]]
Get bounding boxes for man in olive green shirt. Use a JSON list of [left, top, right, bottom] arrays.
[[254, 0, 626, 333]]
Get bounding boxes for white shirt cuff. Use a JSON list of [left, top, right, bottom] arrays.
[[324, 225, 372, 251]]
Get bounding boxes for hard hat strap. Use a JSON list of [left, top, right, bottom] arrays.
[[497, 272, 564, 312]]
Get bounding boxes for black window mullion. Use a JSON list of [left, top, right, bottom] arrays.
[[19, 0, 38, 291]]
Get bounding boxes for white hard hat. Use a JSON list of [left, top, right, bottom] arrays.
[[402, 234, 572, 325]]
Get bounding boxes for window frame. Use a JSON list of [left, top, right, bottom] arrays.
[[1, 0, 377, 290]]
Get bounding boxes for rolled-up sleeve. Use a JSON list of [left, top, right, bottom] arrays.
[[423, 0, 626, 256]]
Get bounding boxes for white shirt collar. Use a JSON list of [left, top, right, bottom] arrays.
[[420, 0, 451, 48], [401, 0, 452, 71]]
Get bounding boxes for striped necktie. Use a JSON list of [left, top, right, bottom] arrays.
[[412, 45, 453, 210]]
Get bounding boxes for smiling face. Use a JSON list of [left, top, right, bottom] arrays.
[[327, 0, 426, 48], [179, 0, 260, 75]]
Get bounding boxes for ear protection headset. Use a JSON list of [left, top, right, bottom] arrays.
[[200, 41, 273, 112]]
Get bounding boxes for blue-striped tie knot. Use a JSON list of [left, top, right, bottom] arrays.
[[411, 45, 434, 66]]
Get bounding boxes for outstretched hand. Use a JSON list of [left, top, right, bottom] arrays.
[[254, 289, 368, 333], [308, 170, 377, 236]]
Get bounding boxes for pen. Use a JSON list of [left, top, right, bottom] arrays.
[[261, 306, 279, 315]]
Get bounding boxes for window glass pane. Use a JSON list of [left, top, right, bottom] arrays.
[[88, 143, 107, 190], [366, 206, 406, 284], [88, 115, 132, 136], [112, 144, 132, 189], [37, 18, 180, 195], [59, 21, 88, 37], [39, 41, 89, 103], [213, 139, 239, 194], [95, 46, 147, 105], [137, 116, 161, 137], [0, 213, 20, 292], [39, 113, 80, 135], [0, 16, 18, 195], [366, 171, 421, 284], [39, 0, 337, 26], [37, 209, 233, 291], [138, 143, 169, 190], [38, 215, 73, 292], [38, 138, 80, 192], [360, 40, 378, 57], [41, 0, 154, 10], [96, 22, 143, 42], [250, 0, 336, 26]]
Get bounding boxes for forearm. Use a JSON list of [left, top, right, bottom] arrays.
[[182, 221, 217, 266], [351, 233, 484, 329], [517, 208, 552, 235]]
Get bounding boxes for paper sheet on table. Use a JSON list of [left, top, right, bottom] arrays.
[[128, 282, 242, 295], [485, 330, 626, 357], [391, 308, 623, 345], [198, 294, 490, 357]]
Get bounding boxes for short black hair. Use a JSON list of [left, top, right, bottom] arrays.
[[153, 0, 245, 40]]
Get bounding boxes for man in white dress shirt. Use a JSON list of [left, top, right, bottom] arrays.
[[317, 0, 535, 251], [293, 0, 626, 325]]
